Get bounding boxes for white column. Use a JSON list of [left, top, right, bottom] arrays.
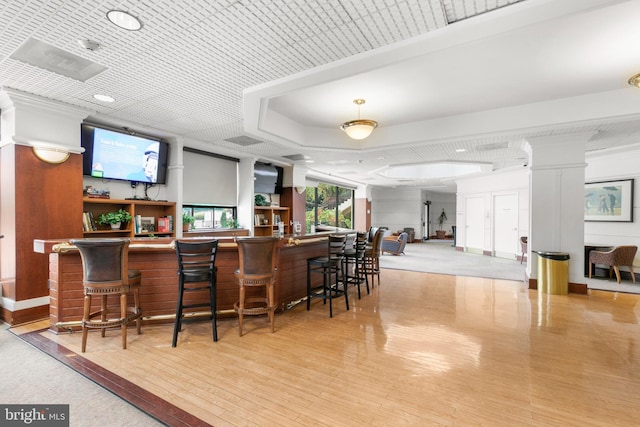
[[238, 157, 256, 234], [526, 132, 593, 285]]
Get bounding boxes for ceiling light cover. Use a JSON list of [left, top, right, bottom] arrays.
[[629, 73, 640, 88], [107, 10, 143, 31], [93, 94, 115, 102], [340, 99, 378, 140]]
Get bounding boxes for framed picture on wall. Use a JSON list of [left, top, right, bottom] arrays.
[[585, 179, 634, 222]]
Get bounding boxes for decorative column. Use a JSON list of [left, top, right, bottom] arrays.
[[526, 132, 594, 291], [0, 88, 88, 324]]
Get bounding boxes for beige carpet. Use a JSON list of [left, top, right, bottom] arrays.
[[380, 241, 527, 282], [1, 322, 163, 427]]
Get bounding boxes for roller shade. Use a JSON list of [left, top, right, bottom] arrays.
[[183, 149, 237, 205]]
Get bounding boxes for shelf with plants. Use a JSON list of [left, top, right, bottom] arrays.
[[83, 198, 176, 238]]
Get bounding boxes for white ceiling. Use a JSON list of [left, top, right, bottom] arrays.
[[2, 0, 640, 192]]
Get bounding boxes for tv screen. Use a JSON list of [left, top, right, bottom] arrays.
[[254, 162, 283, 194], [81, 124, 169, 184]]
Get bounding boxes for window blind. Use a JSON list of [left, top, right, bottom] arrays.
[[183, 149, 238, 205]]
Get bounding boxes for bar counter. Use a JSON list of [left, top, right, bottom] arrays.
[[34, 233, 347, 333]]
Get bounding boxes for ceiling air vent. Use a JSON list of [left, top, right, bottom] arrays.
[[283, 154, 308, 161], [223, 135, 263, 146], [10, 38, 107, 82], [475, 142, 509, 151]]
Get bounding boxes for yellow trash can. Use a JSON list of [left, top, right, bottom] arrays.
[[535, 251, 570, 295]]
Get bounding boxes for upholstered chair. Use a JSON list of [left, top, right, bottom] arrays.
[[381, 232, 408, 256], [589, 245, 637, 284], [520, 236, 528, 264]]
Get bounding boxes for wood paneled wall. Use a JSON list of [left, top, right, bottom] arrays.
[[2, 145, 83, 324]]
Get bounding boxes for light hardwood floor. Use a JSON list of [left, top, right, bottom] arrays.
[[13, 269, 640, 426]]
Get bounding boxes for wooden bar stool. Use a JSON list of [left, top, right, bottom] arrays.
[[234, 237, 278, 336], [173, 239, 219, 347], [70, 238, 142, 353], [363, 228, 384, 288], [307, 234, 348, 317]]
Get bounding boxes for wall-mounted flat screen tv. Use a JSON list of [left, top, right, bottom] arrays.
[[81, 123, 169, 184]]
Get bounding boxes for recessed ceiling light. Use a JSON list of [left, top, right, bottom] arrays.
[[93, 94, 115, 103], [455, 148, 467, 153], [106, 10, 143, 31]]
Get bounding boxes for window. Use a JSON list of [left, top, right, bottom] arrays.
[[183, 205, 237, 229], [305, 183, 354, 232]]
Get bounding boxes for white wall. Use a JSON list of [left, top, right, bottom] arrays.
[[371, 187, 422, 238], [456, 168, 529, 254], [585, 146, 640, 268], [423, 192, 456, 237]]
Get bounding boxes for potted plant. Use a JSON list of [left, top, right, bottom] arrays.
[[182, 212, 194, 232], [436, 208, 448, 239], [98, 209, 132, 230]]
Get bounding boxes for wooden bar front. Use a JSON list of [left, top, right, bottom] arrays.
[[38, 236, 332, 333]]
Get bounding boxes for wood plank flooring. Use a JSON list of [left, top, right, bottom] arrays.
[[13, 269, 640, 426]]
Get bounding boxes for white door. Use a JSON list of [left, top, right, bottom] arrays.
[[465, 196, 484, 254], [493, 193, 519, 259]]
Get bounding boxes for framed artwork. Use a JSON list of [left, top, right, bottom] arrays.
[[584, 179, 634, 222]]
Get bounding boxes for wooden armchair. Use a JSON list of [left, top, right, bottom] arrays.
[[589, 245, 637, 284]]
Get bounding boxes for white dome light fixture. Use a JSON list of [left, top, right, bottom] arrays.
[[93, 94, 115, 103], [340, 99, 378, 140], [107, 10, 143, 31]]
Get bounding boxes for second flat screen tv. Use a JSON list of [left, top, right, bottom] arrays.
[[81, 124, 169, 184]]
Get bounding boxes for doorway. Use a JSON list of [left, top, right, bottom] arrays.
[[493, 193, 519, 260], [465, 196, 484, 254]]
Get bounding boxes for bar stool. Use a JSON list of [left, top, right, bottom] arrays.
[[173, 239, 219, 347], [307, 234, 348, 317], [363, 228, 384, 288], [343, 231, 369, 299], [234, 237, 278, 336], [70, 238, 142, 353]]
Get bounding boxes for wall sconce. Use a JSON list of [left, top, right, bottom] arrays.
[[32, 146, 71, 164]]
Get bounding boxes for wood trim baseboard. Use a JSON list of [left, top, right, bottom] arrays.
[[527, 278, 588, 294], [17, 329, 210, 427]]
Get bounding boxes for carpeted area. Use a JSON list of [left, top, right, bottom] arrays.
[[383, 241, 640, 294], [0, 322, 163, 427], [585, 277, 640, 294], [379, 241, 527, 282]]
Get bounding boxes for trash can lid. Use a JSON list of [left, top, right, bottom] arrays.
[[533, 251, 570, 260]]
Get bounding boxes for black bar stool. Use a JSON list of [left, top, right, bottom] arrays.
[[343, 231, 369, 299], [173, 239, 219, 347], [307, 234, 348, 317]]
